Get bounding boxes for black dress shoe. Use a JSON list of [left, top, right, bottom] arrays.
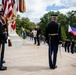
[[52, 65, 57, 69], [49, 66, 53, 69], [0, 66, 7, 71], [37, 44, 40, 46], [3, 60, 6, 63], [71, 51, 74, 54]]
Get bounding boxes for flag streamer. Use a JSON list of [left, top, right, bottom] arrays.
[[11, 21, 16, 30], [19, 0, 26, 13]]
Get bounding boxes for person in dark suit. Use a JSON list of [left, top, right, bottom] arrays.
[[36, 25, 41, 46], [65, 39, 67, 52], [0, 11, 7, 70], [45, 14, 62, 69], [71, 39, 75, 54], [65, 39, 70, 53]]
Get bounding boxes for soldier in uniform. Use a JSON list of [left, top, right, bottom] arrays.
[[0, 11, 7, 70], [45, 14, 62, 69]]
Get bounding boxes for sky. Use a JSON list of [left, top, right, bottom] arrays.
[[0, 0, 76, 23]]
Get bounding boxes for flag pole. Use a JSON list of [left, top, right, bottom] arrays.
[[6, 12, 17, 47], [6, 17, 12, 47]]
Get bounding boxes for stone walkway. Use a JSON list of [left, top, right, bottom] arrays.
[[0, 39, 76, 75]]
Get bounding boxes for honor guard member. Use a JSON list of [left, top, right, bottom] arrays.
[[45, 14, 62, 69], [0, 11, 7, 70]]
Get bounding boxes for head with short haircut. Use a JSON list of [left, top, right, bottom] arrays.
[[51, 16, 58, 22], [51, 14, 58, 22]]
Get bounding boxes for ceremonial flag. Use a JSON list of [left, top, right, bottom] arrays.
[[11, 0, 18, 30], [19, 0, 26, 12], [2, 0, 13, 20], [13, 0, 18, 16], [11, 0, 15, 7], [68, 25, 76, 36], [11, 21, 16, 30]]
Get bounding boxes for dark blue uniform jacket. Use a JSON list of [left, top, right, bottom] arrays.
[[45, 21, 62, 45]]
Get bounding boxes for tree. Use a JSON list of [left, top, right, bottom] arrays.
[[16, 11, 76, 40], [67, 10, 76, 39], [38, 11, 76, 41], [16, 15, 22, 36], [16, 15, 36, 36]]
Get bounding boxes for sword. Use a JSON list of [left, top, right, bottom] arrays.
[[59, 44, 62, 58]]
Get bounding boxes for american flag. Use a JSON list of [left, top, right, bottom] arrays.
[[11, 0, 19, 30], [2, 0, 13, 20], [11, 20, 16, 30], [2, 0, 19, 19], [12, 0, 18, 16], [2, 0, 18, 30]]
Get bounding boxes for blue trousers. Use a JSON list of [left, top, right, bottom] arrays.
[[48, 43, 58, 68], [0, 43, 5, 67]]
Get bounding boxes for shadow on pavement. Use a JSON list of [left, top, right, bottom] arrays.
[[8, 66, 49, 72], [71, 63, 76, 67]]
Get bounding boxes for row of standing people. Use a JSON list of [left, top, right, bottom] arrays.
[[27, 31, 76, 55], [30, 29, 76, 54], [25, 24, 76, 54], [64, 39, 75, 54], [32, 26, 41, 46], [27, 31, 45, 44]]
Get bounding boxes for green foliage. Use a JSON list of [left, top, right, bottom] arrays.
[[16, 11, 76, 40], [16, 15, 36, 37], [61, 27, 67, 41], [39, 10, 76, 41], [0, 4, 2, 6]]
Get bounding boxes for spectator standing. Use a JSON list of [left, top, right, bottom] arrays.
[[32, 28, 37, 44]]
